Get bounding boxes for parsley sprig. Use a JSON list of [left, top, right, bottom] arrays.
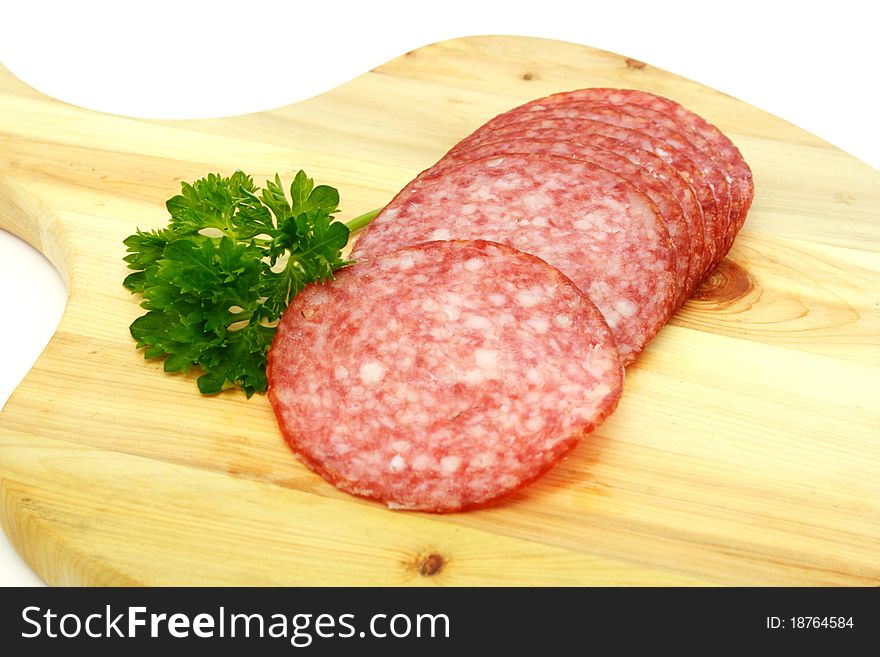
[[122, 170, 379, 396]]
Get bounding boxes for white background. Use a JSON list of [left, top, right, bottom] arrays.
[[0, 0, 877, 586]]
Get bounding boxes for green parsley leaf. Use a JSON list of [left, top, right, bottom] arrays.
[[123, 170, 379, 396]]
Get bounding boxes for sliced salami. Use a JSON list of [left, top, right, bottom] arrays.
[[444, 116, 718, 284], [352, 152, 677, 364], [535, 130, 708, 299], [561, 89, 754, 258], [462, 87, 753, 265], [268, 240, 624, 512], [430, 137, 694, 306], [450, 104, 730, 279]]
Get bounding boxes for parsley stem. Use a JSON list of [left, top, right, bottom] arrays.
[[344, 208, 381, 233]]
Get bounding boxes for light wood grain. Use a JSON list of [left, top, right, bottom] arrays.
[[0, 35, 878, 586]]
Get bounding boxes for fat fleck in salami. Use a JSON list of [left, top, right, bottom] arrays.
[[352, 152, 677, 365], [268, 240, 624, 512]]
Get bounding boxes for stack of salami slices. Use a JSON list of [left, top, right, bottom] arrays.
[[268, 88, 754, 512]]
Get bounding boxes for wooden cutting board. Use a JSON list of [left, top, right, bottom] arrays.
[[0, 36, 878, 586]]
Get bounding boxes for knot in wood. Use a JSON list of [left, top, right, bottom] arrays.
[[418, 553, 445, 577]]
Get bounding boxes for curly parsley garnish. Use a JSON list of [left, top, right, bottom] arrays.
[[122, 170, 378, 396]]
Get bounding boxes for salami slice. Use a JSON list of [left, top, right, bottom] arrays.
[[268, 240, 624, 512], [430, 137, 694, 306], [352, 153, 677, 364], [444, 117, 715, 283], [460, 88, 753, 266], [558, 89, 754, 258], [450, 105, 730, 279]]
